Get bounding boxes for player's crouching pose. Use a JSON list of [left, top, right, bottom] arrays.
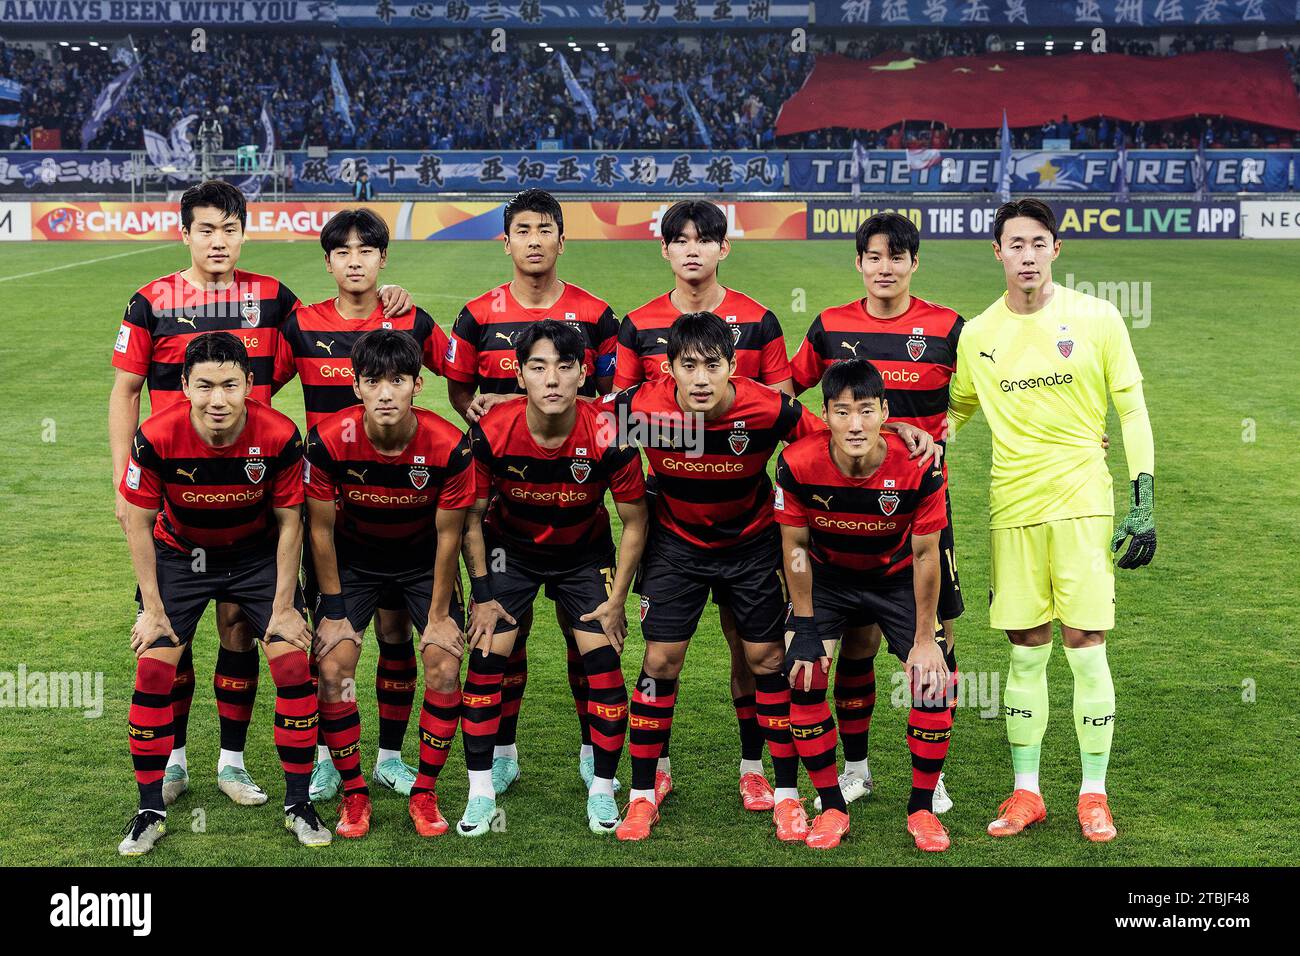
[[304, 330, 475, 840], [459, 319, 649, 836], [118, 332, 324, 855], [776, 359, 957, 852]]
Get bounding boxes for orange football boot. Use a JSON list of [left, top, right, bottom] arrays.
[[1078, 793, 1118, 843], [773, 797, 810, 842], [740, 771, 776, 811], [987, 789, 1047, 837], [409, 791, 449, 838], [335, 792, 372, 839], [906, 809, 951, 852], [805, 809, 850, 849]]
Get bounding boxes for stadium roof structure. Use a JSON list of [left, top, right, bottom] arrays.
[[776, 50, 1300, 135]]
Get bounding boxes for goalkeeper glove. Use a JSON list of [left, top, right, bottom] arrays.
[[1112, 472, 1156, 569]]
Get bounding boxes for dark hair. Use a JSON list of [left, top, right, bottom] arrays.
[[821, 358, 886, 407], [320, 208, 389, 254], [993, 198, 1059, 243], [667, 311, 735, 365], [660, 199, 728, 245], [351, 329, 421, 380], [182, 331, 250, 381], [180, 180, 247, 231], [514, 318, 585, 366], [856, 211, 920, 260], [504, 188, 564, 236]]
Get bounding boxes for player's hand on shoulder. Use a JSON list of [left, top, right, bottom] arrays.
[[467, 392, 509, 424], [581, 599, 627, 653], [420, 615, 465, 659], [893, 422, 941, 469], [131, 608, 180, 657], [313, 615, 362, 660], [267, 606, 313, 652], [377, 284, 413, 318]]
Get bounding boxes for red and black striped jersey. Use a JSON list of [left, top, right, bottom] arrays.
[[446, 281, 618, 397], [471, 396, 644, 568], [790, 296, 963, 441], [775, 430, 947, 580], [120, 398, 303, 558], [305, 405, 474, 574], [601, 376, 824, 550], [613, 287, 792, 391], [112, 270, 300, 414], [274, 298, 449, 430]]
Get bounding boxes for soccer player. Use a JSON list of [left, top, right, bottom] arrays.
[[459, 320, 648, 835], [789, 212, 963, 815], [304, 329, 473, 839], [776, 359, 956, 852], [117, 332, 326, 855], [444, 189, 621, 797], [274, 208, 448, 802], [108, 182, 411, 808], [948, 198, 1156, 843], [605, 312, 935, 843], [613, 198, 794, 812]]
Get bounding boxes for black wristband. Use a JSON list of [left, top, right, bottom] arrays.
[[786, 615, 824, 662], [470, 575, 493, 604], [318, 592, 346, 619]]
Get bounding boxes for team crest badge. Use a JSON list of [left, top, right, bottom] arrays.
[[1057, 339, 1074, 358], [907, 328, 927, 361], [728, 431, 750, 455], [410, 466, 429, 490], [639, 596, 650, 623], [731, 325, 742, 344], [570, 461, 591, 483], [241, 292, 261, 328], [245, 460, 266, 484], [878, 492, 900, 516]]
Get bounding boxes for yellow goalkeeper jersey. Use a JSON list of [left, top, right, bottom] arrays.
[[949, 284, 1143, 530]]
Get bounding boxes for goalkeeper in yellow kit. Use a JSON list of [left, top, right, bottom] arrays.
[[947, 199, 1156, 843]]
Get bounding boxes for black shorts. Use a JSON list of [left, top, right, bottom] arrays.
[[488, 549, 615, 636], [147, 543, 306, 647], [302, 540, 410, 622], [635, 527, 787, 644], [811, 567, 945, 662], [339, 563, 465, 634], [938, 489, 965, 622]]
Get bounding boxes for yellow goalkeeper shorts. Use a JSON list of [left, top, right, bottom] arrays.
[[989, 515, 1115, 632]]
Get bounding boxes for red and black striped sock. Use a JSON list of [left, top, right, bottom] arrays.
[[308, 650, 322, 751], [413, 688, 460, 794], [628, 670, 676, 793], [567, 633, 592, 747], [834, 655, 875, 766], [496, 641, 527, 748], [319, 699, 367, 796], [582, 645, 627, 782], [130, 657, 176, 812], [754, 673, 799, 790], [461, 652, 507, 772], [269, 652, 318, 806], [734, 693, 764, 762], [214, 645, 259, 753], [376, 638, 418, 754], [169, 643, 194, 752], [790, 668, 844, 812], [906, 648, 957, 814]]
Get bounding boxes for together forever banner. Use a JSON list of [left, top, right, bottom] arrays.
[[1, 149, 1293, 194]]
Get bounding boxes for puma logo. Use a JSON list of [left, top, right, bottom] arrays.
[[656, 337, 668, 345], [506, 465, 528, 480], [346, 468, 368, 483], [175, 467, 198, 483], [315, 339, 335, 355], [812, 493, 834, 510], [494, 331, 516, 345], [176, 315, 197, 329], [133, 437, 142, 457], [980, 350, 996, 363], [840, 341, 859, 356]]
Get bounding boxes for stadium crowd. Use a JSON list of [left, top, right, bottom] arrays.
[[2, 29, 1297, 153]]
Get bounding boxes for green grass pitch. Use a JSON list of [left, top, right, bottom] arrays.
[[0, 237, 1295, 867]]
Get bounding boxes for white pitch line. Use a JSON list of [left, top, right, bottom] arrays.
[[0, 245, 167, 283]]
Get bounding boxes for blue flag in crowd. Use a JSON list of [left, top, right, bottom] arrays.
[[557, 53, 598, 126], [676, 81, 712, 150], [330, 57, 355, 132], [999, 108, 1012, 203], [80, 61, 141, 148]]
